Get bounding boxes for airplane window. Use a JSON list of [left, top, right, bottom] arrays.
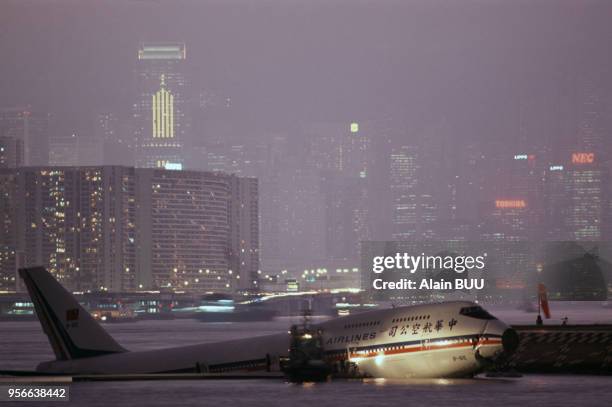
[[459, 306, 497, 320]]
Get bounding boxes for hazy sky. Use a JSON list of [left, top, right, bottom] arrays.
[[2, 0, 612, 139]]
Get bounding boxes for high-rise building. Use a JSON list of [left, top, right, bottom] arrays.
[[49, 133, 78, 166], [306, 121, 377, 259], [227, 175, 259, 291], [12, 166, 136, 292], [3, 166, 258, 293], [390, 146, 419, 239], [576, 76, 606, 153], [565, 152, 607, 241], [0, 107, 50, 166], [389, 145, 439, 240], [0, 170, 18, 291], [94, 112, 134, 166], [543, 164, 569, 240], [134, 43, 187, 169], [0, 136, 24, 168], [134, 169, 231, 292]]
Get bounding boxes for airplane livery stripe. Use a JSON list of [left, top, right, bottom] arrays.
[[348, 338, 502, 359], [324, 333, 503, 361]]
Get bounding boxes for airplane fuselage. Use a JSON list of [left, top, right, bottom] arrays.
[[36, 301, 514, 378]]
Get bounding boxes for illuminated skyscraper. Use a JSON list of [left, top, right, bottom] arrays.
[[134, 43, 187, 169], [389, 145, 439, 240], [565, 152, 606, 241], [134, 169, 231, 292], [12, 166, 136, 292], [390, 146, 419, 239], [0, 170, 18, 290], [306, 121, 376, 260], [544, 164, 569, 240]]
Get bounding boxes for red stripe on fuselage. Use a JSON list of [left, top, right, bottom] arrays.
[[348, 338, 502, 359]]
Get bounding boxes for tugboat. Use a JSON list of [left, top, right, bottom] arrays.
[[282, 309, 331, 382]]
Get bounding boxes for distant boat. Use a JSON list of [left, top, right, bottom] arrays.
[[91, 307, 137, 323], [193, 306, 278, 322], [191, 294, 277, 322]]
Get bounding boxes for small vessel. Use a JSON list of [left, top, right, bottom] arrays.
[[90, 305, 137, 323], [282, 310, 331, 382], [191, 294, 277, 322]]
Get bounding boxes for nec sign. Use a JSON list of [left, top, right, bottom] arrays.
[[572, 153, 595, 164]]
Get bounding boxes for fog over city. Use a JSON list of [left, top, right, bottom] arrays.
[[3, 1, 612, 137], [2, 0, 612, 297]]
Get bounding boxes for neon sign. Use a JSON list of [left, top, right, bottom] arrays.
[[572, 152, 595, 164], [495, 199, 526, 209]]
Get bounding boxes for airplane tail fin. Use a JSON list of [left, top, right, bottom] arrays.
[[19, 266, 126, 360]]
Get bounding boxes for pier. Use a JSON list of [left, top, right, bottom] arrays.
[[509, 324, 612, 374]]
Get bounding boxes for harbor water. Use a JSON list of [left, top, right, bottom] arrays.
[[1, 305, 612, 407]]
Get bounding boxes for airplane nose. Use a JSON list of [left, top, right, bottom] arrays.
[[501, 328, 520, 355]]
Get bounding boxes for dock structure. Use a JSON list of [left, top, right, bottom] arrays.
[[509, 325, 612, 374]]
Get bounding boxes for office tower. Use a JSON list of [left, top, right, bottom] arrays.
[[482, 199, 531, 293], [134, 43, 187, 169], [576, 76, 605, 153], [227, 175, 259, 291], [507, 153, 544, 240], [4, 165, 256, 293], [0, 136, 24, 168], [49, 132, 105, 166], [258, 134, 289, 264], [484, 199, 530, 241], [276, 166, 326, 263], [0, 170, 18, 291], [390, 145, 419, 239], [565, 152, 606, 241], [95, 112, 134, 166], [306, 121, 376, 259], [0, 107, 50, 166], [134, 169, 231, 292], [49, 133, 78, 166], [389, 145, 439, 240], [12, 166, 136, 292], [544, 164, 569, 240]]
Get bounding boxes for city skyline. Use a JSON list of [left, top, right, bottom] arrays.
[[1, 0, 612, 298]]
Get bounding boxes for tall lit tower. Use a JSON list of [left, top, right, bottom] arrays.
[[134, 43, 187, 169]]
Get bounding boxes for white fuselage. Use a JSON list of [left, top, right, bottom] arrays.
[[37, 301, 510, 378]]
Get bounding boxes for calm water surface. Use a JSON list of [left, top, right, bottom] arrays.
[[1, 305, 611, 407]]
